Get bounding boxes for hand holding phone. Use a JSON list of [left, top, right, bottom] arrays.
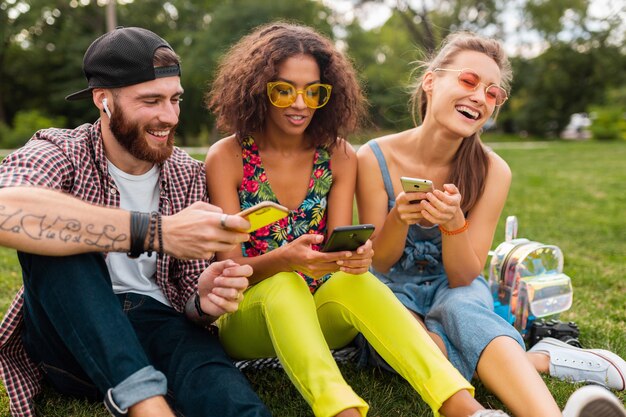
[[236, 201, 289, 233], [400, 177, 433, 203], [321, 224, 375, 252]]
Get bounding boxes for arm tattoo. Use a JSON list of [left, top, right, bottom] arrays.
[[0, 206, 127, 251]]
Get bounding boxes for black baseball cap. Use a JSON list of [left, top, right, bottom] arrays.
[[65, 26, 181, 101]]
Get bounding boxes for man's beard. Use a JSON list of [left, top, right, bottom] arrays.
[[109, 104, 175, 164]]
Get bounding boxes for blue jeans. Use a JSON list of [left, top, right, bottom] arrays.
[[19, 252, 271, 417]]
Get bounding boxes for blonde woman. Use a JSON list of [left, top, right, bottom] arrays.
[[356, 31, 626, 417]]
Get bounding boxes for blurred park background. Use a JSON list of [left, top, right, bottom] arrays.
[[1, 0, 625, 147]]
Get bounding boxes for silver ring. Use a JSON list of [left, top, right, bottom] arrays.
[[220, 213, 228, 229]]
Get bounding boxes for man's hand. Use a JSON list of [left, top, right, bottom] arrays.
[[161, 202, 250, 260], [196, 260, 251, 318]]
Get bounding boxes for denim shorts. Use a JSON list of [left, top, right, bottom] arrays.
[[374, 268, 525, 381]]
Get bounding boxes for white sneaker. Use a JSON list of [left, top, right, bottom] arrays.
[[562, 385, 626, 417], [529, 337, 626, 390], [468, 411, 510, 417]]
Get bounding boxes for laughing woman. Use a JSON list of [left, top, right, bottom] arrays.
[[355, 31, 626, 417], [204, 22, 514, 417]]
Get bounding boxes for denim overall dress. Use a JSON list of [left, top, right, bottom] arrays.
[[368, 140, 524, 380]]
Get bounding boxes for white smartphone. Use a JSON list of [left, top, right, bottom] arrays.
[[236, 201, 289, 233], [400, 176, 434, 193], [400, 177, 433, 203]]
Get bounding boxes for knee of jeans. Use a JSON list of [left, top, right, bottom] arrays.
[[20, 252, 109, 289], [435, 295, 491, 326], [443, 279, 491, 303]]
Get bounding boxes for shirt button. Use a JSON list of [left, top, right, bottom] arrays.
[[110, 188, 117, 195]]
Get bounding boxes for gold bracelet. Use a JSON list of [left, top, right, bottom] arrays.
[[439, 220, 469, 236]]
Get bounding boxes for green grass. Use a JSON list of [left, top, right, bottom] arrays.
[[1, 140, 625, 416]]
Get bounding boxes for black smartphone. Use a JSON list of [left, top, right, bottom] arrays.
[[321, 224, 375, 252]]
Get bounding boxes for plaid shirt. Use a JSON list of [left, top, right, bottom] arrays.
[[0, 120, 211, 416]]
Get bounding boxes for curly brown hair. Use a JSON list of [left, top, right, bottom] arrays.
[[206, 22, 366, 149]]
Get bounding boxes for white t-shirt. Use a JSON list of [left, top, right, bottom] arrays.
[[106, 161, 170, 306]]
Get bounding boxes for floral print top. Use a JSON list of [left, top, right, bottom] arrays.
[[239, 136, 332, 292]]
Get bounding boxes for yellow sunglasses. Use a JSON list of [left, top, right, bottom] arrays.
[[267, 81, 332, 109]]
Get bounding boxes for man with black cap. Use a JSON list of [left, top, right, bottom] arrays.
[[0, 27, 271, 417]]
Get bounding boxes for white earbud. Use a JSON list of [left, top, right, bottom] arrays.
[[102, 98, 111, 118]]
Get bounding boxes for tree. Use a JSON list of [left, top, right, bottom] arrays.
[[353, 0, 503, 53], [344, 0, 625, 136], [1, 0, 336, 145], [501, 42, 626, 136], [3, 0, 624, 143], [345, 14, 416, 131], [1, 0, 112, 133]]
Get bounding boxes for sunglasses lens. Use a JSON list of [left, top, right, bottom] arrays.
[[268, 82, 296, 107], [486, 85, 507, 106], [303, 84, 331, 108], [268, 82, 332, 108], [458, 71, 480, 90], [437, 68, 508, 106]]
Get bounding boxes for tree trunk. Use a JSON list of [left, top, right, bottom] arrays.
[[106, 0, 117, 32], [397, 1, 436, 52], [0, 48, 6, 124]]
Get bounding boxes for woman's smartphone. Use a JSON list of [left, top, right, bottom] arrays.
[[321, 224, 375, 252], [400, 177, 433, 203], [236, 201, 289, 233], [400, 177, 434, 193]]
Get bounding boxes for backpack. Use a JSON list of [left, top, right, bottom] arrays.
[[488, 216, 573, 338]]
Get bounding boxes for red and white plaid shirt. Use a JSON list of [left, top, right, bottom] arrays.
[[0, 120, 211, 416]]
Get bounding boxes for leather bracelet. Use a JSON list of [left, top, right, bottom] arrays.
[[128, 211, 150, 258], [157, 212, 164, 256], [146, 211, 158, 257], [194, 292, 207, 317], [439, 220, 469, 236]]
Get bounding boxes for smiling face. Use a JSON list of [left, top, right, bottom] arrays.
[[265, 54, 321, 140], [106, 76, 183, 165], [424, 50, 502, 138]]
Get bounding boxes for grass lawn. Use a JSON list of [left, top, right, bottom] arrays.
[[0, 140, 625, 416]]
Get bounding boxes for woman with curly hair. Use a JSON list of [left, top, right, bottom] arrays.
[[204, 22, 515, 417]]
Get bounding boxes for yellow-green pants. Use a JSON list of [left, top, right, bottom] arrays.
[[217, 271, 473, 417]]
